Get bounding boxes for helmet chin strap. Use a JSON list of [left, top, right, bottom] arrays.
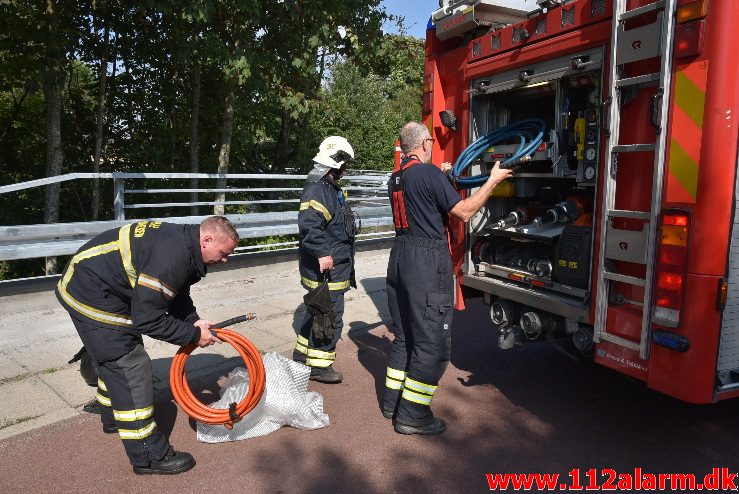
[[327, 164, 347, 181]]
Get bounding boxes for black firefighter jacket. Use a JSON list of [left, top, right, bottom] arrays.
[[298, 176, 357, 292], [56, 221, 205, 361]]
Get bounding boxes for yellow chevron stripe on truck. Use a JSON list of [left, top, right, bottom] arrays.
[[665, 61, 708, 203]]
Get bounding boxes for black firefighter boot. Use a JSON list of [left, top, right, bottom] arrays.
[[82, 398, 104, 415], [309, 365, 343, 383], [394, 418, 447, 436], [132, 446, 196, 475], [83, 399, 117, 433], [102, 422, 118, 434]]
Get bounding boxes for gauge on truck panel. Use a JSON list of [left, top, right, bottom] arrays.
[[586, 127, 598, 144]]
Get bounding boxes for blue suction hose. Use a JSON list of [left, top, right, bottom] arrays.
[[449, 118, 546, 189]]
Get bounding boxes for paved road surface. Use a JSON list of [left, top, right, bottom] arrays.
[[2, 246, 739, 492]]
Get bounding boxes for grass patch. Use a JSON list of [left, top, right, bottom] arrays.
[[42, 367, 58, 374], [0, 415, 42, 430], [0, 373, 31, 386]]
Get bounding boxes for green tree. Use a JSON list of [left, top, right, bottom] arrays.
[[310, 34, 424, 171], [0, 1, 427, 280]]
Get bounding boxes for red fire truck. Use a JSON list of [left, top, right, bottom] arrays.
[[422, 0, 739, 403]]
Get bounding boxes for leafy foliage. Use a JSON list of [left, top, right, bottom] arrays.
[[309, 35, 424, 171], [0, 1, 426, 279]]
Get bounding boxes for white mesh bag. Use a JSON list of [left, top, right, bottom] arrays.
[[196, 352, 329, 443]]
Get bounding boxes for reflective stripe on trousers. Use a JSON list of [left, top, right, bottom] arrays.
[[70, 313, 170, 467], [95, 344, 168, 466], [293, 290, 346, 368]]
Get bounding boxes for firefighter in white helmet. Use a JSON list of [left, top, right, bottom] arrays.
[[292, 136, 359, 383]]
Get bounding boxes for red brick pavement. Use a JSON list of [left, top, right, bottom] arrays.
[[2, 298, 739, 493]]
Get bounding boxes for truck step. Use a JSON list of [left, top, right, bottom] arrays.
[[600, 332, 642, 352], [608, 209, 651, 220], [603, 271, 646, 286], [612, 144, 656, 153], [615, 73, 660, 88], [619, 1, 666, 22]]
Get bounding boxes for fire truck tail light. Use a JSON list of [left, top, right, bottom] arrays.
[[675, 19, 705, 59], [717, 278, 728, 310], [653, 307, 681, 329], [661, 224, 688, 246], [677, 0, 708, 24], [653, 211, 690, 328], [423, 73, 434, 115], [423, 93, 433, 114], [423, 73, 434, 94], [663, 214, 688, 226], [657, 271, 683, 292], [659, 244, 687, 266]]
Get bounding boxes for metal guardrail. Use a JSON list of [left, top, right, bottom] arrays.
[[0, 171, 393, 262]]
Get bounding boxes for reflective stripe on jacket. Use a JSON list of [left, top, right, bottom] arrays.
[[298, 176, 356, 291], [56, 221, 204, 347]]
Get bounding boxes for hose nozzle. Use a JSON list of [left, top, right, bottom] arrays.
[[491, 207, 528, 229], [500, 154, 532, 170], [210, 313, 257, 336]]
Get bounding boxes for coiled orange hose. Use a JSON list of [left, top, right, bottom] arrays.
[[170, 326, 266, 429]]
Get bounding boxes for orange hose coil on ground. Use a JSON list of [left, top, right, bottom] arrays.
[[170, 328, 266, 429]]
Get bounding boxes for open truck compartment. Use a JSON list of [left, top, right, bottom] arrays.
[[461, 47, 603, 348]]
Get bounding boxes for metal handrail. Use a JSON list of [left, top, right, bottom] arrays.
[[0, 171, 394, 264], [1, 171, 389, 220], [0, 171, 388, 194]]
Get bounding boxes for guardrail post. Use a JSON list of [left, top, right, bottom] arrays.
[[113, 178, 125, 220]]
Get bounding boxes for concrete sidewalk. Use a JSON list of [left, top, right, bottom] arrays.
[[0, 245, 392, 441]]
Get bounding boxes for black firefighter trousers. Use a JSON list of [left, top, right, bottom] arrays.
[[293, 290, 346, 370], [383, 235, 454, 426], [70, 316, 169, 467]]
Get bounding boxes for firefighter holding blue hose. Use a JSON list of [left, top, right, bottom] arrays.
[[382, 122, 512, 435]]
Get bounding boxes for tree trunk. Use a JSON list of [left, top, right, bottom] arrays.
[[168, 66, 178, 172], [273, 107, 296, 173], [44, 0, 64, 275], [189, 60, 200, 216], [318, 46, 327, 82], [91, 22, 109, 221], [105, 33, 118, 173], [214, 76, 236, 216]]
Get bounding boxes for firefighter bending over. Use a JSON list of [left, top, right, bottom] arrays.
[[383, 122, 512, 435], [293, 136, 358, 383], [56, 216, 237, 474]]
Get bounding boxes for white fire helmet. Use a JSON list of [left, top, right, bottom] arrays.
[[313, 135, 355, 169]]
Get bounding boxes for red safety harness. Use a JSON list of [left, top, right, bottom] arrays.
[[390, 156, 464, 309], [390, 157, 421, 234]]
